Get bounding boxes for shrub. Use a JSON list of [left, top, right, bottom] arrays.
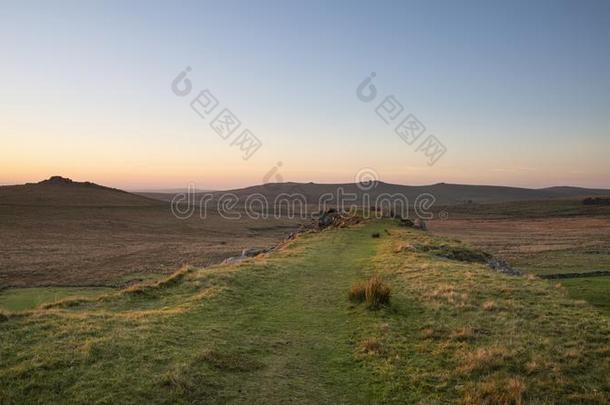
[[365, 276, 391, 309], [0, 311, 8, 323], [349, 276, 391, 309], [371, 232, 380, 238], [348, 282, 367, 303]]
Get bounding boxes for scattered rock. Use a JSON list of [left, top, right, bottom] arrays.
[[241, 247, 268, 257], [222, 256, 247, 265], [414, 219, 427, 231], [316, 209, 363, 229], [318, 208, 341, 229], [487, 258, 521, 276], [398, 218, 415, 227], [415, 243, 491, 263]]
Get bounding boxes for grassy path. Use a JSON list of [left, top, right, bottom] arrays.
[[176, 222, 387, 403]]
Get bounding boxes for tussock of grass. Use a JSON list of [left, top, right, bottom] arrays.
[[348, 282, 367, 303], [365, 276, 391, 309], [349, 276, 391, 309], [463, 375, 526, 405]]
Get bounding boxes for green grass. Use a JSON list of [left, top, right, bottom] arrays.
[[0, 287, 112, 311], [509, 249, 610, 315], [0, 220, 608, 403], [559, 276, 610, 314], [513, 250, 610, 276]]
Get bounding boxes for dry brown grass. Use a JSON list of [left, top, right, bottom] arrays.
[[360, 337, 383, 355], [348, 281, 367, 303], [458, 346, 512, 374], [462, 376, 526, 405], [349, 276, 391, 309], [482, 300, 497, 311], [450, 326, 476, 341], [426, 283, 470, 307], [364, 276, 391, 309], [564, 348, 581, 360]]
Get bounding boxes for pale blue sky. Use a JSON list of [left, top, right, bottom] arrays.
[[1, 0, 609, 189]]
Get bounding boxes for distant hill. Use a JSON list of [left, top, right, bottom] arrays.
[[138, 181, 610, 206], [0, 176, 162, 207]]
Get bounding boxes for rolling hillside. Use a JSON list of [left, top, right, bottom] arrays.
[[139, 181, 610, 205], [0, 176, 161, 207], [0, 177, 300, 289]]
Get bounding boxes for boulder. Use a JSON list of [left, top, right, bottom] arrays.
[[241, 247, 268, 257]]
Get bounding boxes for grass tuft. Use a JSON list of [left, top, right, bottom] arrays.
[[463, 376, 526, 405], [364, 276, 391, 309], [348, 282, 367, 303], [360, 337, 383, 355], [450, 326, 476, 341], [349, 276, 391, 308], [458, 346, 512, 374], [482, 300, 497, 311]]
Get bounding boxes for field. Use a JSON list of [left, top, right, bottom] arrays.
[[0, 203, 300, 309], [429, 199, 610, 314], [1, 220, 608, 403]]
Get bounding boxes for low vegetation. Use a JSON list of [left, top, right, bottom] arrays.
[[0, 220, 608, 403], [364, 276, 391, 309], [348, 281, 367, 303], [349, 275, 391, 309], [430, 206, 610, 314]]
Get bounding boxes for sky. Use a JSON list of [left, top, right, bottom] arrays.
[[1, 0, 609, 190]]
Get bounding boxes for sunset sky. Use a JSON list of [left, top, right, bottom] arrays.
[[2, 0, 609, 190]]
